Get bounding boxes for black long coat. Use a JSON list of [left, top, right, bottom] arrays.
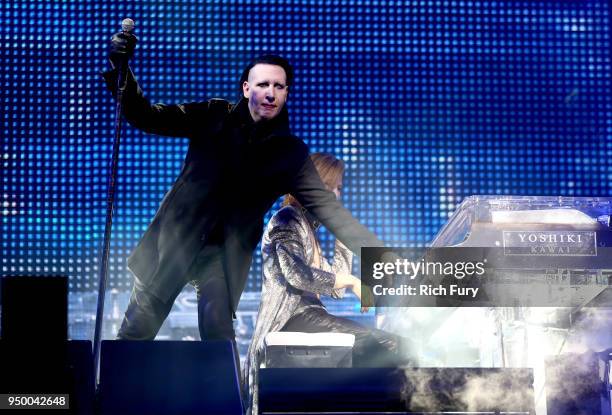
[[103, 68, 382, 312]]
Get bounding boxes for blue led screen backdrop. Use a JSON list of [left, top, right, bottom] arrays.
[[2, 1, 611, 337]]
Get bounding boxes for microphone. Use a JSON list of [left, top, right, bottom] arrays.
[[116, 18, 134, 91], [95, 15, 136, 382]]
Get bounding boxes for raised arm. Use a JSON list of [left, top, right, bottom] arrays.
[[102, 68, 212, 138], [102, 31, 215, 138]]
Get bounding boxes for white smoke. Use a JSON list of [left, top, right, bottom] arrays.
[[399, 367, 533, 412], [458, 370, 534, 412], [381, 306, 612, 414]]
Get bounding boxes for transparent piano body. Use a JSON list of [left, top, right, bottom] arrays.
[[381, 196, 612, 370]]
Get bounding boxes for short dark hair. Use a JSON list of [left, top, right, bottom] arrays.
[[239, 54, 294, 93]]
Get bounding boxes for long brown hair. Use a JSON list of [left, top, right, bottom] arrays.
[[283, 153, 345, 208]]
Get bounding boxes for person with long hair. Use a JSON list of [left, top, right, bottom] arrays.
[[243, 153, 409, 414]]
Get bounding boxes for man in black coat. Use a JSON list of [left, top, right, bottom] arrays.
[[104, 32, 382, 343]]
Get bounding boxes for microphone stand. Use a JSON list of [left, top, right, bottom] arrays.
[[93, 57, 129, 384]]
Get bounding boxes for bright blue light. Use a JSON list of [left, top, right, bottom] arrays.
[[1, 0, 610, 295]]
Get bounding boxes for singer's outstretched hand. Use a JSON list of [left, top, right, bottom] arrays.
[[109, 32, 137, 69]]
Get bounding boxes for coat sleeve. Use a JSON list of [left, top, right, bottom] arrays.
[[268, 211, 336, 297], [290, 154, 384, 257], [101, 67, 219, 138]]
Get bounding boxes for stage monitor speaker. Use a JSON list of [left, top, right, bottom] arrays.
[[0, 275, 67, 342], [259, 367, 534, 414], [0, 340, 94, 415], [99, 340, 243, 415], [546, 352, 611, 415]]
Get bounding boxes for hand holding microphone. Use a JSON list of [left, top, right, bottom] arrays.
[[109, 18, 137, 69], [95, 17, 137, 375]]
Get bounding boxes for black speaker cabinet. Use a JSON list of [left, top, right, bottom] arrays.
[[0, 275, 67, 342], [99, 340, 243, 415], [259, 367, 535, 414]]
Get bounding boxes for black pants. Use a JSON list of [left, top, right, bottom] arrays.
[[281, 307, 412, 367], [117, 244, 235, 342]]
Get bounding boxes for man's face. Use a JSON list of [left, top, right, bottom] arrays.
[[242, 64, 288, 122]]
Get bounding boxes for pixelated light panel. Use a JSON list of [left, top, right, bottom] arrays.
[[2, 1, 610, 294]]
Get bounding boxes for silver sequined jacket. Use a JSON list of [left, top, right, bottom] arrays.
[[242, 205, 353, 414]]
